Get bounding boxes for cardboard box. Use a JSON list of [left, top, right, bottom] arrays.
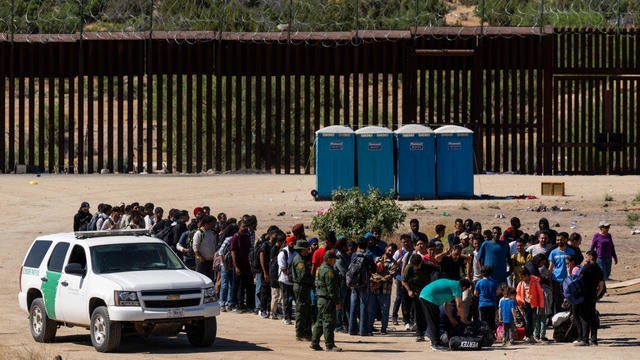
[[541, 182, 565, 196]]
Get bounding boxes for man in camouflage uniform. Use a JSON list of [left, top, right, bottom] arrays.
[[291, 240, 314, 341], [311, 250, 343, 352]]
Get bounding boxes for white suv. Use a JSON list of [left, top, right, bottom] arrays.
[[18, 229, 220, 352]]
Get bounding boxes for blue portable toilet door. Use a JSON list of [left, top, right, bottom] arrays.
[[355, 126, 395, 195], [435, 125, 474, 198], [315, 126, 355, 199]]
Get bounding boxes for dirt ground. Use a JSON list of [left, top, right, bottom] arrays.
[[1, 174, 639, 360]]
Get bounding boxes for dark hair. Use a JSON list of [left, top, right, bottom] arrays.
[[459, 278, 471, 290], [201, 215, 216, 226], [267, 225, 280, 234], [566, 254, 578, 264], [410, 218, 419, 226], [410, 253, 423, 266], [532, 253, 547, 266], [435, 224, 446, 234], [245, 215, 257, 228], [569, 232, 582, 242], [585, 250, 597, 258], [325, 231, 337, 245], [400, 233, 412, 242], [482, 229, 492, 239], [222, 223, 239, 238], [371, 226, 382, 234], [558, 231, 569, 239], [520, 267, 530, 276], [154, 207, 164, 214], [357, 237, 368, 250], [144, 202, 154, 210], [388, 243, 398, 252], [510, 217, 521, 227], [480, 265, 493, 278]]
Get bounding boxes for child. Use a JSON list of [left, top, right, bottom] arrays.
[[516, 267, 544, 343], [499, 288, 518, 345], [474, 265, 499, 332]]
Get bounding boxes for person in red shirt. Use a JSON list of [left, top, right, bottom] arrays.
[[312, 231, 337, 276]]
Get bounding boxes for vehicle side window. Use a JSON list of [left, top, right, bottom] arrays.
[[67, 245, 87, 271], [23, 240, 53, 268], [47, 242, 70, 272]]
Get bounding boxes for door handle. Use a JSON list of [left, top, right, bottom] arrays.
[[41, 277, 48, 282], [61, 281, 69, 287]]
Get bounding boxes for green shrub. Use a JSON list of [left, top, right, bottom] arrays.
[[311, 188, 406, 240], [627, 213, 640, 228], [604, 193, 614, 202]]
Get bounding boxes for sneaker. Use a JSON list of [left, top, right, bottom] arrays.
[[410, 324, 417, 331], [540, 337, 550, 342], [416, 336, 425, 342], [325, 346, 343, 352], [284, 319, 293, 325], [310, 344, 323, 351], [380, 329, 388, 335], [392, 318, 399, 326], [404, 323, 412, 331], [430, 344, 448, 351], [259, 310, 269, 319], [590, 341, 599, 346], [220, 305, 227, 312], [573, 340, 588, 346]]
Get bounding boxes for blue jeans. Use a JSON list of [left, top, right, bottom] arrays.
[[349, 287, 369, 335], [255, 272, 264, 311], [219, 267, 233, 306], [368, 293, 390, 333], [596, 257, 612, 282]]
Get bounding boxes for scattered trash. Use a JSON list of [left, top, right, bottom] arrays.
[[495, 213, 506, 219], [442, 212, 450, 216], [277, 211, 286, 216], [631, 230, 640, 235], [570, 222, 577, 230], [29, 181, 38, 185], [554, 223, 561, 227]]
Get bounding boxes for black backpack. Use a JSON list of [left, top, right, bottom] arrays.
[[250, 241, 265, 274], [268, 249, 281, 288], [346, 253, 368, 288]]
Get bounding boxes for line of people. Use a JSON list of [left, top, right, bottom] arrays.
[[74, 203, 615, 351]]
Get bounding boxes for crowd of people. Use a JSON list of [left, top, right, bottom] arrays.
[[73, 202, 616, 351]]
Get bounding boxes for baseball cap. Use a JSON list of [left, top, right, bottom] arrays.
[[81, 202, 90, 209], [598, 220, 610, 228]]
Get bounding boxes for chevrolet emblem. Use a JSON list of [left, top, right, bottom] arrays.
[[167, 294, 180, 301]]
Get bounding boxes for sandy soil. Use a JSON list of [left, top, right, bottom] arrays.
[[1, 174, 639, 359]]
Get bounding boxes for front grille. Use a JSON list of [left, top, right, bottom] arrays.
[[140, 288, 203, 309], [144, 299, 201, 308]]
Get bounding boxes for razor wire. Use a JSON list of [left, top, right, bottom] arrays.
[[0, 0, 638, 43]]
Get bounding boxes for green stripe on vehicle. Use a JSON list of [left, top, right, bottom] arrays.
[[41, 270, 62, 319]]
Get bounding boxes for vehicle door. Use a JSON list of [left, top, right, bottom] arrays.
[[41, 241, 70, 320], [57, 244, 90, 325]]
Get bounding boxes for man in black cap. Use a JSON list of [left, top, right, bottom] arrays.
[[74, 202, 92, 231]]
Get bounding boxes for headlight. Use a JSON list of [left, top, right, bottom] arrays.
[[114, 291, 140, 306], [203, 286, 217, 304]]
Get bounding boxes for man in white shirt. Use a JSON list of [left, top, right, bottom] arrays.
[[278, 236, 297, 325]]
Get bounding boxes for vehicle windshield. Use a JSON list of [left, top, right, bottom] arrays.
[[90, 242, 185, 274]]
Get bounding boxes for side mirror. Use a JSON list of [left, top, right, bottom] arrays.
[[65, 262, 86, 276]]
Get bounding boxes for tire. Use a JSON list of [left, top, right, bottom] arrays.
[[90, 306, 122, 353], [186, 317, 217, 347], [29, 298, 57, 343]]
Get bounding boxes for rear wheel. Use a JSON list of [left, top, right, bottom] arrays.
[[186, 317, 217, 347], [90, 306, 122, 352], [29, 298, 57, 342]]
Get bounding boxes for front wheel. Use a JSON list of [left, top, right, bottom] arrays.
[[29, 298, 57, 342], [186, 317, 217, 347], [90, 306, 122, 352]]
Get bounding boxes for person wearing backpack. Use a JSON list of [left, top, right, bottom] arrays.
[[268, 230, 286, 320], [73, 201, 92, 231], [278, 235, 298, 325], [216, 223, 240, 312], [192, 215, 217, 281], [347, 237, 376, 336], [573, 251, 604, 346], [291, 240, 314, 341]]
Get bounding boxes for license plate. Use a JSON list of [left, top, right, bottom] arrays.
[[168, 308, 184, 318]]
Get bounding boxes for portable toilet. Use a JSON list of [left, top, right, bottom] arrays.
[[434, 125, 474, 198], [394, 124, 436, 199], [314, 125, 356, 200], [355, 126, 394, 195]]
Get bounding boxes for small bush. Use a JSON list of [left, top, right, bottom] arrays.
[[627, 213, 640, 228], [633, 192, 640, 204], [488, 202, 500, 209], [311, 188, 406, 240], [604, 193, 614, 202]]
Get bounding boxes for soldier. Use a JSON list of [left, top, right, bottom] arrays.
[[291, 240, 314, 341], [311, 250, 342, 352]]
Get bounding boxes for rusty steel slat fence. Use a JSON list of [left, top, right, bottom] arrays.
[[1, 29, 640, 175]]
